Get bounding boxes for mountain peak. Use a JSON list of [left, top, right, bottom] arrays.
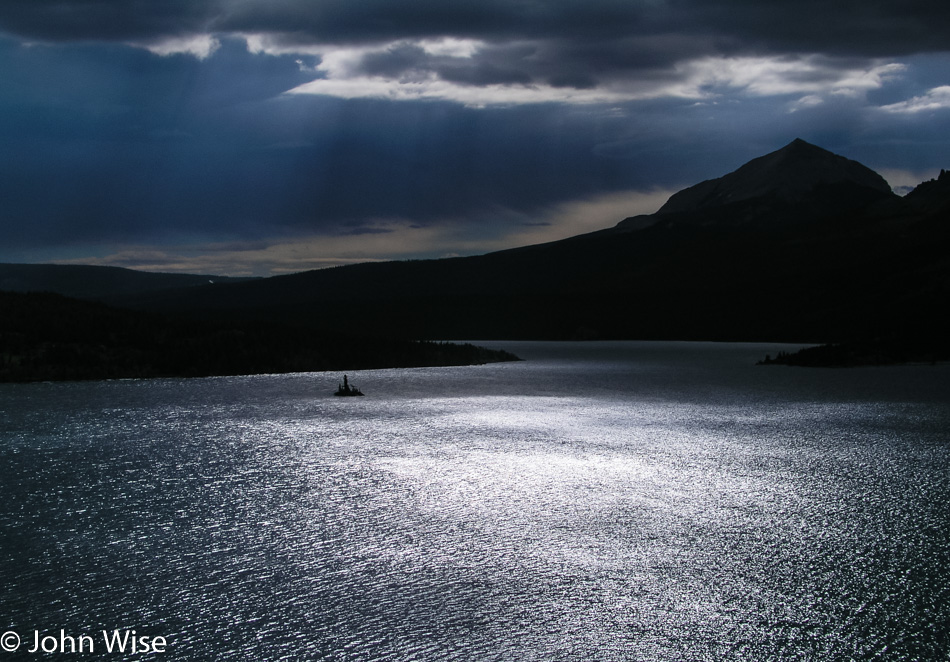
[[657, 139, 894, 215]]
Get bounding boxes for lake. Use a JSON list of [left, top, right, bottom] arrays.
[[1, 341, 948, 660]]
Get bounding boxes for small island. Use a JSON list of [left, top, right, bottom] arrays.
[[334, 375, 364, 396]]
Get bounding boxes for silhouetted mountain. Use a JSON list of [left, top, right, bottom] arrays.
[[0, 263, 258, 300], [903, 168, 950, 211], [8, 140, 949, 350], [613, 140, 898, 236], [657, 139, 893, 215]]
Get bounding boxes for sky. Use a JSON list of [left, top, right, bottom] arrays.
[[1, 1, 949, 276]]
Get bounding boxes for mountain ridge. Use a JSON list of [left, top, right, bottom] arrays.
[[0, 262, 258, 301], [3, 140, 948, 345]]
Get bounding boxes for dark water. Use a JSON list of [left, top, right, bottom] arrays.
[[1, 341, 949, 660]]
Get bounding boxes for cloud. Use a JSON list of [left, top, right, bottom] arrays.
[[3, 2, 950, 90], [0, 2, 939, 111], [3, 1, 949, 56], [280, 38, 908, 107], [286, 72, 640, 107], [879, 85, 950, 113], [0, 1, 217, 43], [788, 94, 825, 112], [660, 56, 905, 99], [133, 33, 221, 59]]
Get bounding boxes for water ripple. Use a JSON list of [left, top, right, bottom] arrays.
[[1, 343, 948, 660]]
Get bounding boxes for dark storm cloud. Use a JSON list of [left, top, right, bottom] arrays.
[[0, 1, 946, 108], [346, 41, 544, 88], [348, 41, 534, 88], [0, 0, 216, 42], [199, 1, 950, 58], [685, 0, 950, 56], [2, 1, 950, 59]]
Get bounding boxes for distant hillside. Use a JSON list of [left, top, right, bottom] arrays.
[[757, 331, 950, 367], [902, 168, 950, 211], [0, 291, 519, 383], [0, 263, 258, 300]]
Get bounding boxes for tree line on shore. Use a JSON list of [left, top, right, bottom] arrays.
[[0, 290, 519, 383]]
